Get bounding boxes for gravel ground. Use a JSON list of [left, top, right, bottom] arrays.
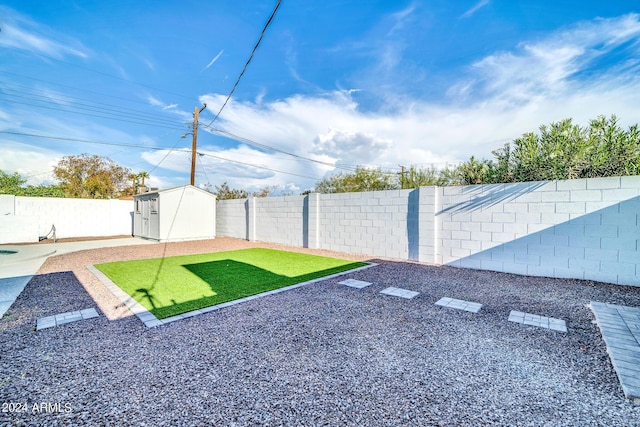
[[1, 237, 640, 426]]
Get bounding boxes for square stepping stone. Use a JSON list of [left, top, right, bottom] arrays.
[[338, 279, 372, 289], [435, 297, 482, 313], [380, 287, 419, 299], [508, 310, 567, 332]]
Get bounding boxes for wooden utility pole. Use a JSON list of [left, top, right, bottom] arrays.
[[190, 104, 207, 186], [399, 165, 406, 189]]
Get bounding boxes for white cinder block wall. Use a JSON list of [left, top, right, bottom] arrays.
[[317, 189, 414, 259], [0, 195, 133, 243], [254, 195, 306, 247], [216, 176, 639, 287], [438, 176, 640, 286], [215, 199, 247, 240]]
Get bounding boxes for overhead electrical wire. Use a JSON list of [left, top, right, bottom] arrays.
[[204, 0, 282, 128], [148, 138, 187, 174], [0, 70, 178, 111], [197, 150, 320, 180], [0, 0, 333, 182], [0, 130, 321, 180], [0, 130, 175, 150], [196, 152, 212, 188], [2, 76, 337, 174], [0, 81, 186, 125], [0, 95, 187, 130], [204, 126, 359, 172], [0, 42, 194, 102], [0, 88, 188, 130]]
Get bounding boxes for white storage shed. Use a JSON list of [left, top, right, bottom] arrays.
[[133, 185, 216, 242]]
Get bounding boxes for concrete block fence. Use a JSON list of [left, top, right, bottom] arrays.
[[217, 176, 640, 287], [0, 195, 133, 243], [1, 175, 637, 287]]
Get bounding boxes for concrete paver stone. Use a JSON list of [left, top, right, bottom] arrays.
[[338, 279, 372, 289], [435, 297, 482, 313], [508, 310, 567, 332], [380, 287, 420, 299]]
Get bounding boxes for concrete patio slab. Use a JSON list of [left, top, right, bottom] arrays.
[[0, 275, 33, 318], [0, 238, 156, 319]]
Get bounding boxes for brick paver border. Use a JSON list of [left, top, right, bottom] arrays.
[[37, 308, 99, 330]]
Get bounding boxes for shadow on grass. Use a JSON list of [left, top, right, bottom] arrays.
[[143, 259, 366, 319]]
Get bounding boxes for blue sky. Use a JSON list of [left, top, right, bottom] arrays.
[[1, 1, 640, 194]]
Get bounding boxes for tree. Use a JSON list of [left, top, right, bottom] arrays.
[[0, 169, 66, 197], [18, 185, 66, 197], [456, 115, 640, 184], [252, 186, 274, 198], [402, 165, 462, 188], [586, 115, 640, 177], [137, 171, 150, 189], [456, 156, 494, 185], [0, 170, 26, 194], [214, 182, 248, 200], [53, 154, 132, 199], [128, 173, 139, 195], [315, 167, 398, 193]]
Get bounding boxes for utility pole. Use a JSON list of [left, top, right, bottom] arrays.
[[399, 165, 406, 189], [190, 103, 207, 186]]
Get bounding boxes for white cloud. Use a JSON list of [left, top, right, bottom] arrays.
[[388, 4, 417, 36], [3, 13, 640, 195], [464, 14, 640, 102], [0, 141, 61, 185], [461, 0, 490, 19], [190, 14, 640, 188], [147, 96, 191, 121], [0, 7, 89, 59], [139, 142, 328, 193], [0, 105, 171, 185], [313, 129, 392, 163], [203, 50, 224, 71]]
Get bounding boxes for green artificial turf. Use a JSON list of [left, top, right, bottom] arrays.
[[95, 248, 366, 319]]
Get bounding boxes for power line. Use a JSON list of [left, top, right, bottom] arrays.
[[0, 130, 172, 150], [0, 81, 187, 128], [148, 138, 187, 174], [204, 126, 359, 172], [197, 150, 320, 180], [0, 130, 321, 180], [0, 95, 187, 130], [0, 42, 194, 102], [196, 152, 212, 189], [204, 0, 281, 128], [0, 70, 174, 111], [0, 91, 187, 131]]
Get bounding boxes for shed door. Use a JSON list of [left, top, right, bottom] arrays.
[[141, 199, 150, 238], [149, 197, 159, 240]]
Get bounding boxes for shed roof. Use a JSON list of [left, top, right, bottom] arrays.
[[133, 184, 216, 199]]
